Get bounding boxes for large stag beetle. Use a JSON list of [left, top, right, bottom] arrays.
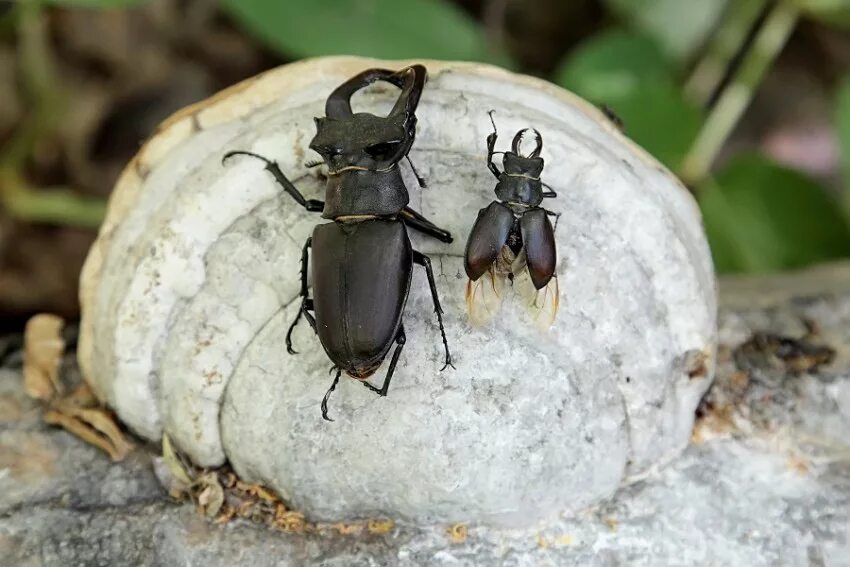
[[223, 65, 454, 421]]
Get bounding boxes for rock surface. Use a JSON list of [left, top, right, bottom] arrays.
[[3, 263, 849, 565], [77, 56, 716, 524]]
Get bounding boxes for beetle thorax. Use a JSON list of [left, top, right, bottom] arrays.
[[321, 167, 409, 219], [496, 151, 545, 206]]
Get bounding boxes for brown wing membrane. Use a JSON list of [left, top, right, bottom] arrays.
[[519, 208, 556, 290]]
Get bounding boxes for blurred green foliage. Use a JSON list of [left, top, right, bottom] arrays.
[[555, 31, 702, 169], [6, 0, 850, 275], [700, 155, 850, 272], [793, 0, 850, 25], [217, 0, 850, 275], [40, 0, 148, 6], [602, 0, 729, 61], [838, 77, 850, 215], [220, 0, 508, 64]]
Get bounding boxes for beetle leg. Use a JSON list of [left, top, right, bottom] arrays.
[[361, 327, 406, 396], [544, 209, 562, 232], [286, 299, 318, 354], [400, 207, 453, 243], [286, 238, 317, 355], [321, 367, 342, 422], [412, 251, 455, 371], [405, 156, 427, 188], [541, 181, 557, 199], [222, 151, 324, 212]]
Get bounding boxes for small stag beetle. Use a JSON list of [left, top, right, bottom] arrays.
[[223, 65, 454, 421], [464, 111, 560, 327]]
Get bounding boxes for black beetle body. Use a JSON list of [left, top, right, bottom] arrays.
[[311, 219, 411, 379], [223, 65, 453, 420], [464, 112, 559, 321]]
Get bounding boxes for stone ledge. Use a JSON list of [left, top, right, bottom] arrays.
[[2, 261, 849, 566]]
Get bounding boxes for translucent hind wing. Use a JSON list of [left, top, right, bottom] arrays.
[[514, 267, 560, 330], [465, 267, 506, 326]]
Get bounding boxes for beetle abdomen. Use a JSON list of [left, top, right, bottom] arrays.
[[312, 219, 412, 377]]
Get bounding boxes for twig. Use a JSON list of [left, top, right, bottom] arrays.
[[0, 2, 106, 228], [680, 1, 799, 187], [0, 168, 106, 228], [685, 0, 768, 106]]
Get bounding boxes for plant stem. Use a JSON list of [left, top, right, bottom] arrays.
[[685, 0, 768, 106], [0, 1, 106, 228], [0, 168, 106, 229], [680, 1, 799, 187]]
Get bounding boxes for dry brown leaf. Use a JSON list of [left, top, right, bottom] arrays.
[[23, 314, 65, 400], [196, 473, 225, 518], [275, 511, 307, 533], [332, 522, 361, 535], [251, 485, 279, 502], [44, 401, 133, 461], [536, 534, 549, 549], [62, 382, 99, 407], [162, 433, 194, 487], [367, 519, 395, 535], [448, 523, 468, 544]]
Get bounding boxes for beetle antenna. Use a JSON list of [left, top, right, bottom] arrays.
[[222, 150, 273, 167], [406, 156, 427, 188], [321, 368, 342, 422], [304, 159, 324, 168], [488, 109, 498, 136]]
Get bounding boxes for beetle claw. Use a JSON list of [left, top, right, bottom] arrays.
[[321, 369, 342, 422]]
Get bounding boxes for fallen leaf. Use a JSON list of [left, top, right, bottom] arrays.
[[23, 314, 65, 400], [274, 510, 307, 533], [448, 523, 468, 544], [62, 382, 98, 407], [367, 519, 394, 535], [44, 398, 133, 462], [162, 433, 194, 487], [332, 522, 361, 535], [787, 453, 810, 476], [196, 473, 225, 517]]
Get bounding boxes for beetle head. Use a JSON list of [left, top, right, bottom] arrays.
[[502, 128, 544, 178], [309, 65, 426, 175]]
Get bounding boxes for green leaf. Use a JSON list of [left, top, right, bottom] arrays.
[[699, 154, 850, 273], [554, 30, 672, 102], [603, 0, 729, 62], [220, 0, 504, 64], [607, 82, 702, 171], [838, 75, 850, 216], [793, 0, 850, 27], [41, 0, 149, 7], [554, 31, 701, 170]]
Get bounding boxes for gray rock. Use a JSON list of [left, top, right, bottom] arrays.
[[2, 262, 849, 565]]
